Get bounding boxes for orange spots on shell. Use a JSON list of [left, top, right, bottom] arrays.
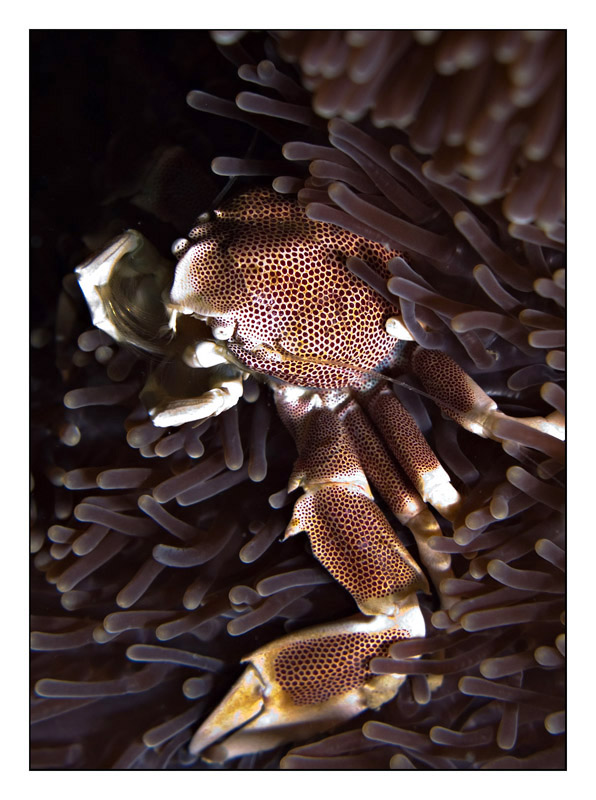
[[273, 628, 410, 706], [170, 187, 401, 388]]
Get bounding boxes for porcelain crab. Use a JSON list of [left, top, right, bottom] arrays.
[[75, 185, 564, 763]]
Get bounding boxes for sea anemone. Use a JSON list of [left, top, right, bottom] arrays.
[[31, 29, 565, 770]]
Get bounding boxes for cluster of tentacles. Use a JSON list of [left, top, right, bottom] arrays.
[[31, 30, 564, 769]]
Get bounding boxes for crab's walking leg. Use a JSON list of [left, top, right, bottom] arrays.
[[363, 385, 462, 521], [410, 348, 565, 462], [337, 399, 455, 600]]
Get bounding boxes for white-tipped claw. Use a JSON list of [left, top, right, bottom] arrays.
[[385, 316, 414, 341], [188, 665, 265, 757], [149, 374, 244, 427], [189, 605, 424, 762], [183, 341, 231, 369], [419, 467, 462, 521]]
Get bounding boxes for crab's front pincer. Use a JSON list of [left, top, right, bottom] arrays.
[[189, 601, 424, 763]]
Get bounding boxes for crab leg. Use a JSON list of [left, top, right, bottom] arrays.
[[363, 385, 462, 521], [410, 348, 565, 462], [188, 384, 437, 761], [189, 602, 424, 762], [274, 385, 428, 617], [337, 398, 454, 599]]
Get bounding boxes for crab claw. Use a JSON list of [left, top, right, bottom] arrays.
[[189, 599, 424, 763]]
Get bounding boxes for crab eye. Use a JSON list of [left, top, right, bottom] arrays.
[[211, 321, 235, 341], [167, 234, 247, 322], [171, 237, 190, 259]]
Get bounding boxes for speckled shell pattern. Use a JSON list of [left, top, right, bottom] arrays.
[[272, 627, 410, 706], [169, 187, 400, 388]]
